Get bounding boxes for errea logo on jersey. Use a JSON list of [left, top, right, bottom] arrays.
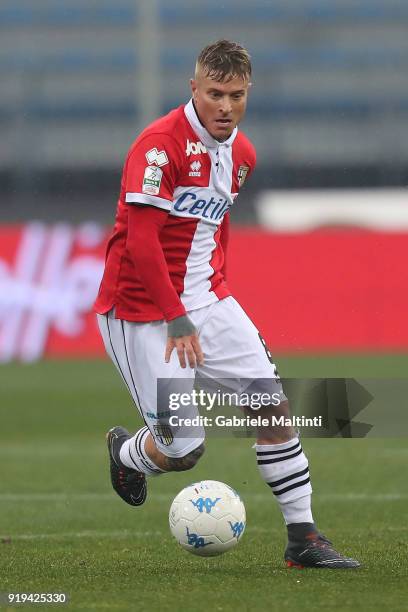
[[145, 148, 169, 167], [186, 139, 207, 156], [189, 160, 201, 177]]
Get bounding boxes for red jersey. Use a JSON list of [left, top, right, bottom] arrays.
[[94, 99, 256, 321]]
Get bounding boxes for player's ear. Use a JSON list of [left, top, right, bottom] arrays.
[[190, 78, 197, 98]]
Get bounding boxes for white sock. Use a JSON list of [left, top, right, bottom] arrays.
[[120, 426, 163, 477], [255, 437, 314, 525]]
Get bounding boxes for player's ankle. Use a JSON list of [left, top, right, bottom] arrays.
[[287, 522, 318, 543]]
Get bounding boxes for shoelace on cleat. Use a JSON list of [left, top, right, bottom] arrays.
[[299, 535, 347, 562], [305, 533, 332, 545]]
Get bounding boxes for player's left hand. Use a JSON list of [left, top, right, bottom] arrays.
[[165, 315, 204, 368], [165, 334, 204, 369]]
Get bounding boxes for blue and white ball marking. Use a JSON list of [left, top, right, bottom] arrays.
[[169, 480, 246, 557]]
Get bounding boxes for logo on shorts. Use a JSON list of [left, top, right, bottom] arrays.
[[238, 165, 249, 187], [146, 410, 171, 420], [189, 160, 201, 177], [142, 166, 163, 195], [153, 424, 174, 446]]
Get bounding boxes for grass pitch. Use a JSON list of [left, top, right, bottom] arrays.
[[0, 356, 407, 611]]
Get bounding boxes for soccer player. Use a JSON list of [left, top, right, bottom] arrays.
[[94, 40, 359, 569]]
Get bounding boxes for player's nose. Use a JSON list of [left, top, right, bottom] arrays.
[[219, 96, 232, 114]]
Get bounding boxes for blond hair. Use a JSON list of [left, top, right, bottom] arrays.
[[196, 39, 252, 82]]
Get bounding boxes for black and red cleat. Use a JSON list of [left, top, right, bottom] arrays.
[[106, 426, 147, 507], [285, 527, 361, 569]]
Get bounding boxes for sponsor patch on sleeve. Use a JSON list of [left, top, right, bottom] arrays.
[[142, 165, 163, 195]]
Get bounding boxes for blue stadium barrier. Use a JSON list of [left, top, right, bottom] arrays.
[[0, 51, 135, 73], [163, 97, 408, 117], [26, 100, 137, 120], [2, 97, 406, 122], [0, 47, 407, 74], [160, 2, 408, 23], [165, 48, 408, 69], [1, 2, 408, 27], [0, 4, 135, 27]]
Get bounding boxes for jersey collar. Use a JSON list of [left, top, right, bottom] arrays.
[[184, 99, 238, 149]]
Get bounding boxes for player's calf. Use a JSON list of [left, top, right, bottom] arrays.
[[251, 400, 296, 444], [120, 426, 205, 473], [158, 442, 205, 472]]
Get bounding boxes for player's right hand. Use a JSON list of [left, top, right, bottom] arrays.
[[165, 334, 204, 369]]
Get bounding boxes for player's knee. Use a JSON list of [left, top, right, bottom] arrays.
[[166, 442, 205, 472]]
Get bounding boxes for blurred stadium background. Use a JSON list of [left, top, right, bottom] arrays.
[[1, 0, 408, 361]]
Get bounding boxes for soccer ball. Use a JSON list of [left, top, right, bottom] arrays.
[[169, 480, 246, 557]]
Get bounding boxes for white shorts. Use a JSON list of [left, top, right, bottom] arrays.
[[97, 297, 284, 458]]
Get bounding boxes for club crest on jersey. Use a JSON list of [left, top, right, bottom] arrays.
[[189, 160, 201, 177], [142, 165, 163, 195], [186, 139, 207, 156], [145, 147, 169, 167], [238, 165, 249, 187]]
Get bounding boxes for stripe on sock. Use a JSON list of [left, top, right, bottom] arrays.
[[256, 440, 300, 456], [271, 476, 311, 497], [129, 427, 162, 476], [256, 438, 312, 504], [257, 446, 303, 464], [268, 465, 309, 489], [127, 445, 139, 470]]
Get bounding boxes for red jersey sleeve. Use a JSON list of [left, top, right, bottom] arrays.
[[126, 205, 186, 321], [123, 133, 184, 211]]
